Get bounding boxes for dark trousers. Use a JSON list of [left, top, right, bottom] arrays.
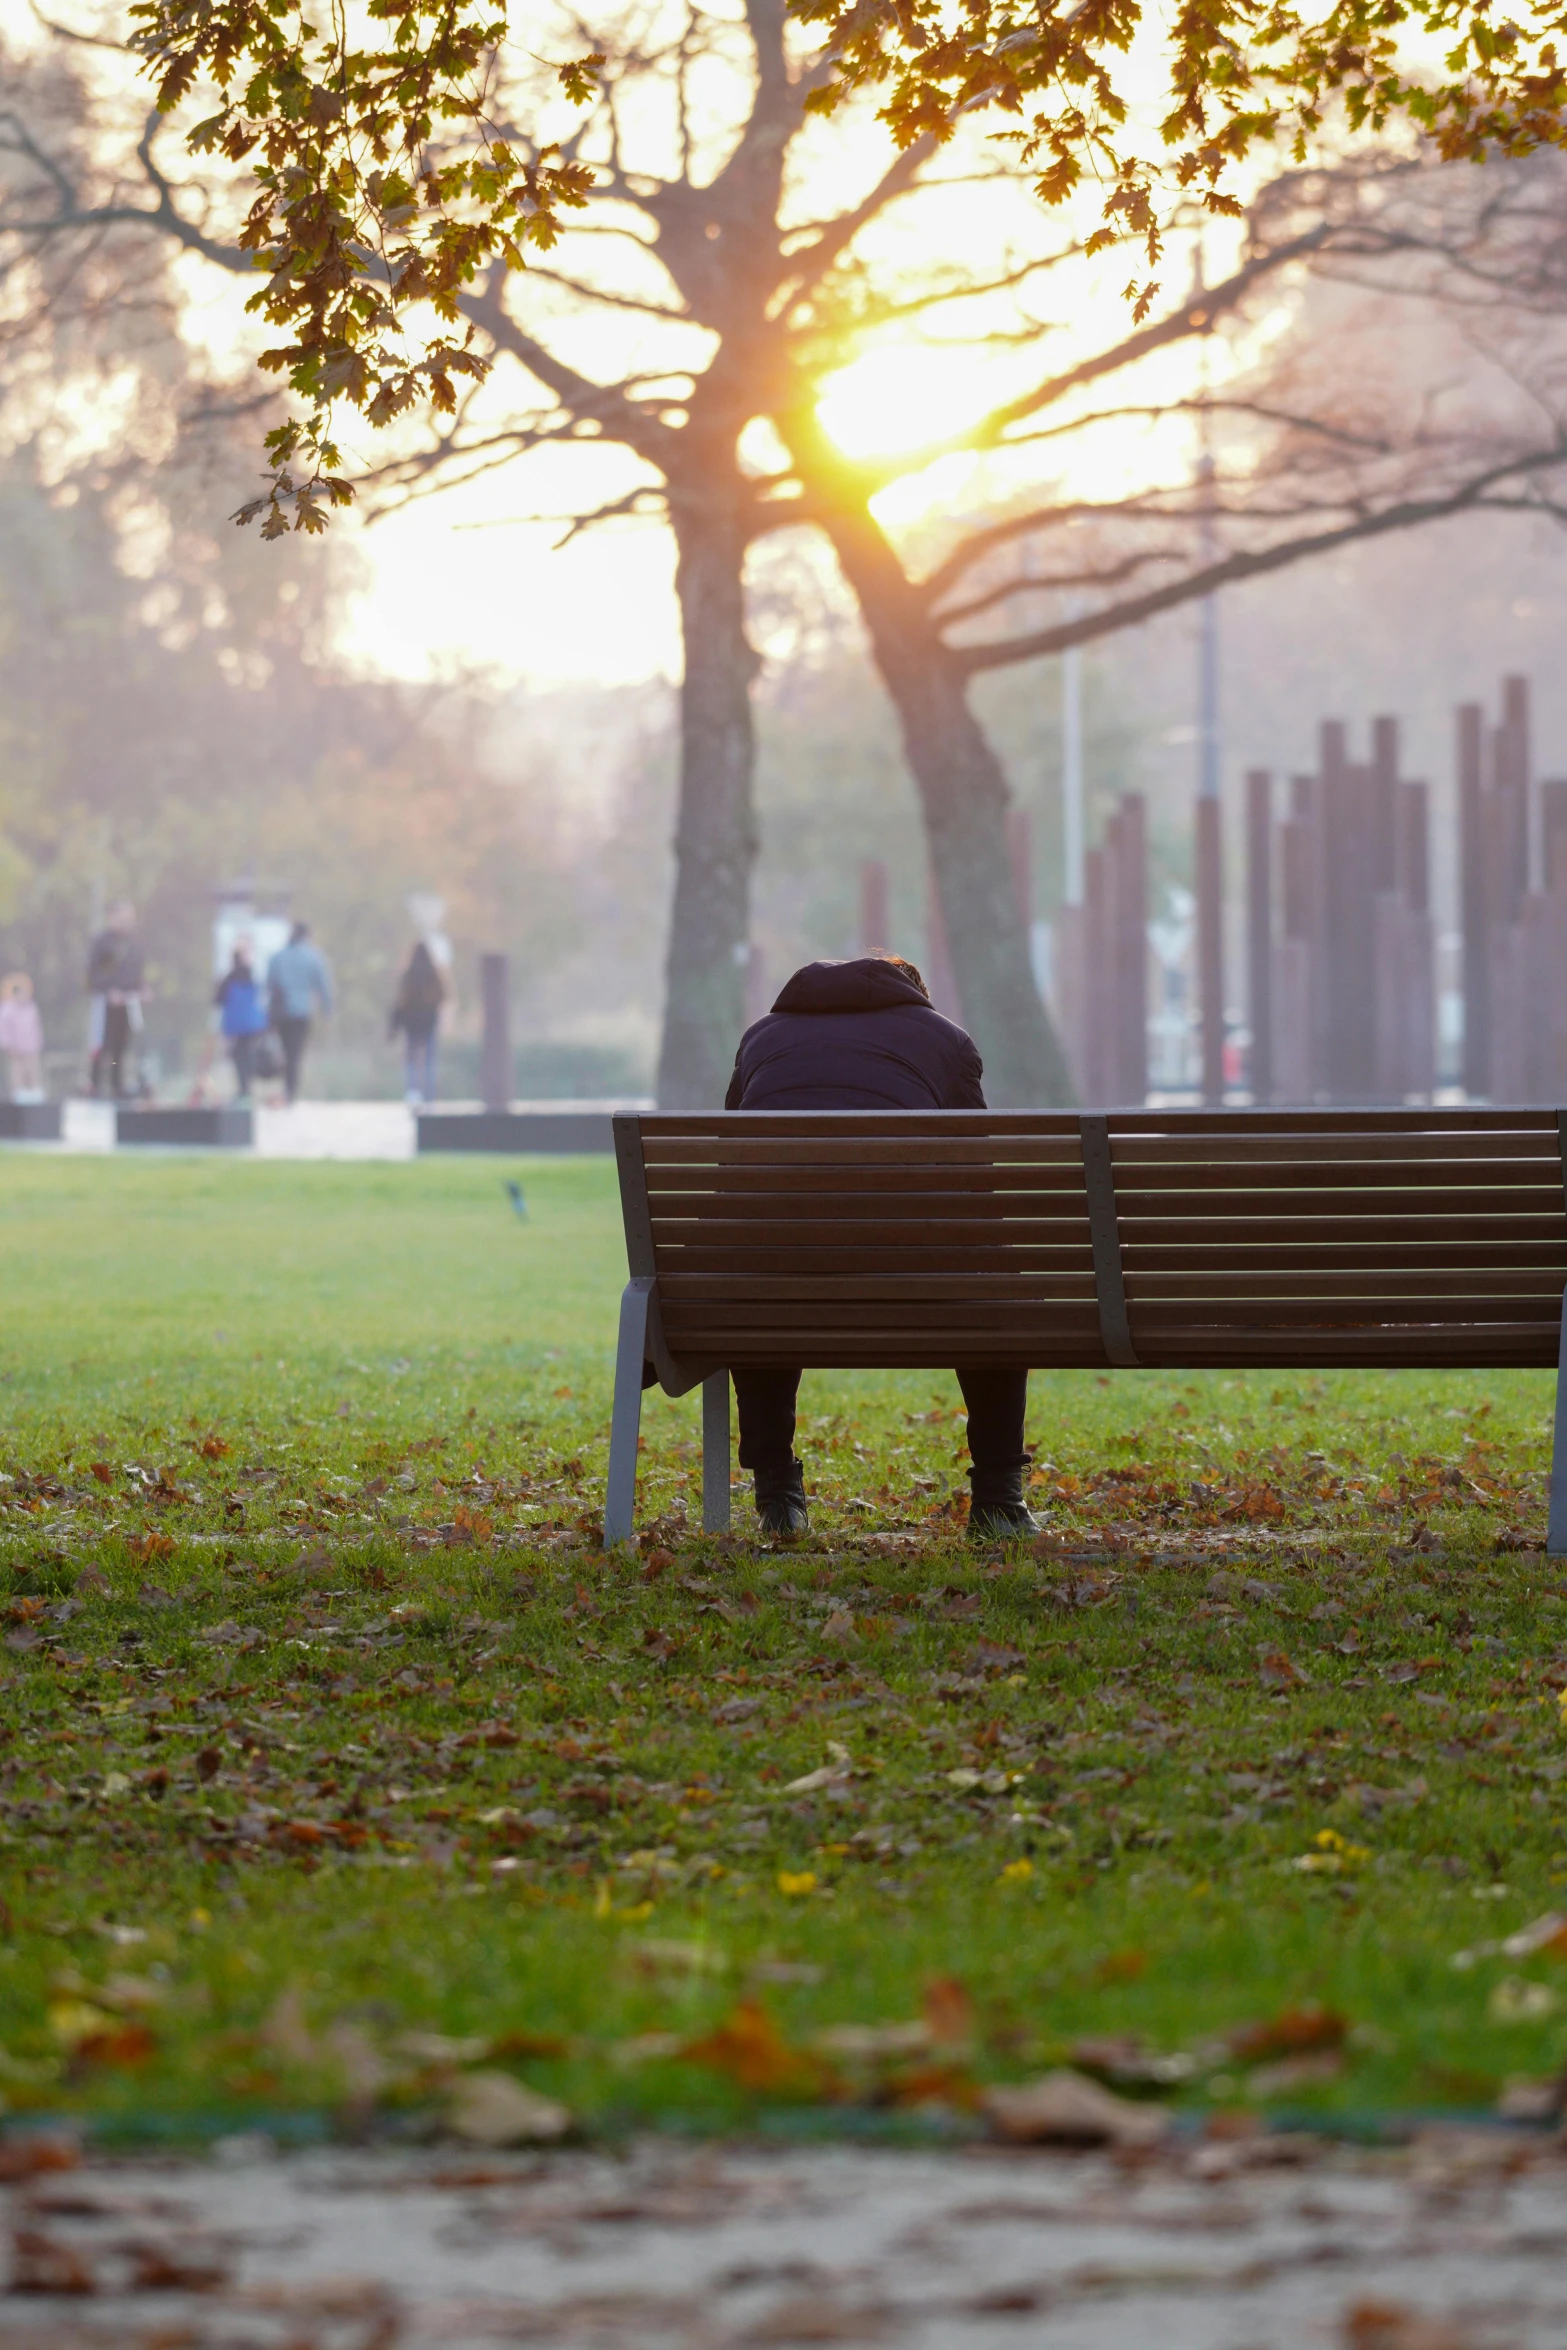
[[277, 1016, 310, 1102], [99, 1002, 133, 1097], [231, 1033, 258, 1096], [733, 1366, 1030, 1503]]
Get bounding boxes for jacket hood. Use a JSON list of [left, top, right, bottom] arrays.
[[770, 957, 932, 1016]]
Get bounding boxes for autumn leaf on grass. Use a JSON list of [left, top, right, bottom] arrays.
[[1226, 2001, 1347, 2065], [819, 1610, 857, 1646], [922, 1975, 974, 2050], [1258, 1648, 1310, 1690], [682, 1999, 831, 2098], [129, 1531, 175, 1565]]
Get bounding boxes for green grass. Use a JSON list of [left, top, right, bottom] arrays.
[[3, 1150, 1567, 2145]]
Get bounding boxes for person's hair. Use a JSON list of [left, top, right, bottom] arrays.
[[290, 921, 309, 942], [874, 951, 930, 1001]]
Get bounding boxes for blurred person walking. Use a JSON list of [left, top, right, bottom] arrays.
[[266, 921, 334, 1104], [0, 973, 44, 1102], [389, 941, 446, 1105], [214, 941, 268, 1103], [86, 903, 145, 1098]]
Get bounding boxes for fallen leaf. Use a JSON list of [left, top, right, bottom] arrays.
[[739, 2296, 894, 2344], [682, 1999, 825, 2095], [74, 2023, 155, 2068], [47, 1998, 115, 2051], [1094, 1949, 1148, 1984], [965, 1641, 1025, 1673], [1247, 2049, 1344, 2095], [982, 2069, 1171, 2147], [445, 2069, 572, 2145], [393, 2030, 493, 2065], [819, 1610, 857, 1645], [1258, 1649, 1310, 1690], [632, 1938, 730, 1977], [921, 1974, 974, 2049], [1227, 2003, 1347, 2064], [0, 2134, 80, 2182], [129, 2241, 230, 2291], [1488, 1976, 1558, 2022], [9, 2228, 96, 2295], [810, 2021, 930, 2062], [1343, 2298, 1474, 2350], [783, 1766, 850, 1796]]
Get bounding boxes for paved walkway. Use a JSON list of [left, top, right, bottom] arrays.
[[20, 1102, 635, 1162], [49, 1101, 416, 1159], [2, 2130, 1564, 2347]]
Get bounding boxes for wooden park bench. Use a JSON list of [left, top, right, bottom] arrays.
[[605, 1107, 1567, 1551]]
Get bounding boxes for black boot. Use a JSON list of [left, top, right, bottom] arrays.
[[755, 1459, 809, 1536], [968, 1469, 1041, 1543]]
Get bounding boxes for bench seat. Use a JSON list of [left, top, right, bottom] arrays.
[[605, 1108, 1567, 1548]]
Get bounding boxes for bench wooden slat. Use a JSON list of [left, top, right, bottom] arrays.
[[649, 1189, 1082, 1219], [663, 1303, 1103, 1331], [654, 1248, 1097, 1275], [1109, 1132, 1560, 1164], [1122, 1222, 1559, 1259], [1125, 1241, 1567, 1271], [1115, 1176, 1563, 1209], [1125, 1269, 1567, 1299], [640, 1107, 1559, 1134], [653, 1231, 1090, 1250], [642, 1139, 1089, 1167]]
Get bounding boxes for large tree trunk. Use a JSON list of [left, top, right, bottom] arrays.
[[820, 501, 1077, 1107], [656, 486, 760, 1108]]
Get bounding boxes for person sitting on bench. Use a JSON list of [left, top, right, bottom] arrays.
[[723, 953, 1039, 1543]]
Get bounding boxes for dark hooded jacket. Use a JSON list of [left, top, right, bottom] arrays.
[[724, 958, 985, 1111]]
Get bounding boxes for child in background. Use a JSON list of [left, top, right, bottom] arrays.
[[0, 974, 44, 1102]]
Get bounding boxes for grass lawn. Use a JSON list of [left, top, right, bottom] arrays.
[[2, 1149, 1567, 2146]]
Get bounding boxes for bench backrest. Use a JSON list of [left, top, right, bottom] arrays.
[[614, 1109, 1567, 1374]]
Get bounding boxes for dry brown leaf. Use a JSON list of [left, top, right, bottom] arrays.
[[1227, 2002, 1347, 2064], [1343, 2299, 1474, 2350], [445, 2069, 571, 2145], [1258, 1648, 1310, 1690], [0, 2133, 80, 2182], [982, 2068, 1171, 2147], [682, 1999, 828, 2095], [10, 2228, 97, 2295], [921, 1974, 974, 2049]]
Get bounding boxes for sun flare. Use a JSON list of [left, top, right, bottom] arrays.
[[816, 344, 992, 461]]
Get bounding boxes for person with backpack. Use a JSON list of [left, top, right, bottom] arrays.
[[214, 942, 269, 1103], [389, 940, 446, 1104], [265, 921, 334, 1104]]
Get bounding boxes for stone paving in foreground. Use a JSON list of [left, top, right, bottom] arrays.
[[3, 2128, 1566, 2348]]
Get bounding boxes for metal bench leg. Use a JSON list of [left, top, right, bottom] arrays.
[[702, 1371, 731, 1534], [1550, 1284, 1567, 1558], [604, 1279, 653, 1549]]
